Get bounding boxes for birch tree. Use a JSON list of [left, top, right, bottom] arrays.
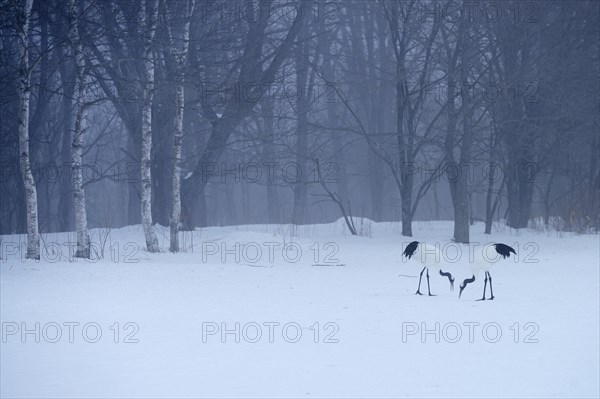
[[67, 0, 91, 258], [16, 0, 39, 259], [166, 0, 195, 252], [141, 0, 160, 252]]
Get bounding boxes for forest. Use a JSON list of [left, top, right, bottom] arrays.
[[1, 0, 598, 258]]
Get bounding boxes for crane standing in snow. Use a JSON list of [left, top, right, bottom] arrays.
[[458, 243, 517, 300], [403, 241, 455, 296]]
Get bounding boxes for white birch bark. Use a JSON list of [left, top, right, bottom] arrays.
[[169, 0, 195, 252], [68, 0, 90, 258], [17, 0, 39, 260], [141, 0, 160, 252]]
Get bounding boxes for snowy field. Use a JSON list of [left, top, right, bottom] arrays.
[[1, 220, 599, 398]]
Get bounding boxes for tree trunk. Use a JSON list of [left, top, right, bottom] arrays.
[[441, 19, 472, 243], [319, 28, 351, 222], [140, 0, 159, 252], [543, 166, 556, 227], [453, 174, 470, 243], [400, 192, 413, 236], [505, 150, 534, 229], [168, 0, 194, 252], [485, 161, 497, 234], [68, 0, 90, 258], [484, 72, 500, 235], [292, 40, 309, 225], [127, 133, 141, 226], [57, 54, 74, 232], [432, 182, 440, 221], [170, 82, 184, 252], [397, 59, 412, 237], [17, 0, 39, 259], [181, 119, 231, 230], [59, 96, 73, 232], [453, 39, 474, 244], [388, 1, 413, 237], [260, 95, 280, 224]]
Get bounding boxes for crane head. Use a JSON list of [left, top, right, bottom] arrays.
[[458, 275, 476, 299], [439, 270, 455, 291]]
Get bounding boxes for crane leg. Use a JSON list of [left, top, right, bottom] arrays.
[[477, 273, 488, 301], [487, 272, 495, 300], [415, 267, 425, 295], [426, 269, 435, 296]]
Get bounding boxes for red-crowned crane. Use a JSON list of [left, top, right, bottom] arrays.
[[403, 241, 455, 296], [459, 243, 517, 300]]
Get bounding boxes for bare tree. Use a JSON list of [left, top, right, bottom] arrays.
[[292, 25, 314, 224], [259, 94, 281, 224], [166, 0, 195, 252], [85, 0, 146, 226], [440, 15, 475, 243], [181, 0, 309, 229], [16, 0, 39, 259], [140, 0, 160, 252], [384, 0, 441, 236], [67, 0, 91, 258]]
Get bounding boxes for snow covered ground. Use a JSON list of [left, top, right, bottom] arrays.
[[1, 220, 599, 398]]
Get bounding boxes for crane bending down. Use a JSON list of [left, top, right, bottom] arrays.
[[459, 243, 516, 300], [403, 241, 455, 296]]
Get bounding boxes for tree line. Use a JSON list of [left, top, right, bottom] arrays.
[[0, 0, 598, 259]]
